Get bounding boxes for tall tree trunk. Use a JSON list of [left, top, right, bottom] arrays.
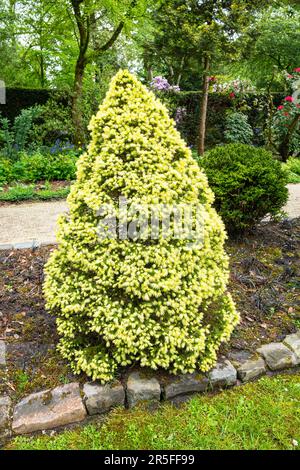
[[143, 52, 153, 83], [70, 0, 128, 146], [176, 56, 185, 87], [71, 0, 90, 146], [40, 53, 45, 88], [72, 56, 86, 145], [198, 55, 210, 156]]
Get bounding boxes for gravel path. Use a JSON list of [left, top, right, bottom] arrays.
[[0, 184, 299, 247]]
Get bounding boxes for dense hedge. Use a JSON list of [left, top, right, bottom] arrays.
[[169, 91, 285, 148], [0, 88, 286, 148], [0, 88, 50, 122]]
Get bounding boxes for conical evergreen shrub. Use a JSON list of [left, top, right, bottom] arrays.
[[44, 70, 239, 382]]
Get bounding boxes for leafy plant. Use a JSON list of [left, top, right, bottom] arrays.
[[283, 157, 300, 184], [0, 158, 12, 185], [0, 184, 35, 201], [0, 151, 78, 184], [44, 70, 239, 382], [0, 183, 70, 202], [271, 97, 300, 161], [0, 107, 42, 159], [30, 93, 75, 147], [200, 143, 288, 233], [224, 111, 254, 144]]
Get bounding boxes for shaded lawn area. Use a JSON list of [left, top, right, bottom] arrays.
[[7, 373, 300, 450]]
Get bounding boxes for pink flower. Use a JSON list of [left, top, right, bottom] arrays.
[[294, 68, 300, 73], [277, 105, 284, 110], [229, 92, 235, 99], [284, 96, 294, 102], [284, 112, 290, 117], [287, 74, 293, 79]]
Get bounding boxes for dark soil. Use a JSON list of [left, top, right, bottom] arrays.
[[0, 218, 299, 401]]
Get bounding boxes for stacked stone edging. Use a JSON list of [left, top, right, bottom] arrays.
[[0, 331, 300, 440]]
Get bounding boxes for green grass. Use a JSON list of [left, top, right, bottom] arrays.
[[0, 184, 70, 202], [7, 373, 300, 450]]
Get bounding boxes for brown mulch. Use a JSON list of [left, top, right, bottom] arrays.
[[0, 218, 299, 400]]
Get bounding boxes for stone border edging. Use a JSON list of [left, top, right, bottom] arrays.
[[0, 331, 300, 440], [0, 240, 56, 251]]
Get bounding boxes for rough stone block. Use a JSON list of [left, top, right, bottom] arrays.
[[283, 331, 300, 360], [0, 396, 11, 436], [12, 382, 87, 435], [257, 342, 298, 371], [126, 372, 161, 408], [237, 357, 266, 383], [164, 373, 208, 399], [83, 381, 125, 415], [208, 360, 237, 388]]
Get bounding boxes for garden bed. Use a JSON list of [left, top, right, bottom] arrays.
[[0, 218, 299, 403], [0, 181, 70, 205]]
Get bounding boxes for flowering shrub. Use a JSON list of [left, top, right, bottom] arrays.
[[209, 77, 256, 97], [44, 70, 239, 382], [175, 106, 187, 125], [150, 76, 180, 93], [271, 70, 300, 161], [200, 144, 288, 233]]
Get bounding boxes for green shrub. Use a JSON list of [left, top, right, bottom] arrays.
[[0, 158, 12, 185], [30, 93, 74, 147], [0, 107, 42, 159], [0, 184, 35, 201], [0, 151, 78, 184], [0, 183, 70, 202], [44, 70, 239, 383], [12, 152, 47, 181], [200, 144, 288, 233], [283, 157, 300, 184], [9, 151, 78, 182], [44, 153, 78, 181], [224, 112, 254, 145]]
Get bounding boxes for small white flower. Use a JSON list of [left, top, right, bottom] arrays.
[[292, 439, 298, 447]]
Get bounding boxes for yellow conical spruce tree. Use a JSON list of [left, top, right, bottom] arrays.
[[44, 70, 239, 382]]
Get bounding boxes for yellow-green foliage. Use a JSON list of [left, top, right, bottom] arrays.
[[44, 70, 239, 382]]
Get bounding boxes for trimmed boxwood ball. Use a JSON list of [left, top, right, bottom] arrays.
[[44, 70, 239, 382], [200, 144, 288, 234]]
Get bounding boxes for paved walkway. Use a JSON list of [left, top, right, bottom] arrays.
[[284, 184, 300, 220], [0, 200, 68, 248], [0, 185, 299, 248]]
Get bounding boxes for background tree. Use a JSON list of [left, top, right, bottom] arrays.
[[230, 4, 300, 90], [144, 0, 272, 155]]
